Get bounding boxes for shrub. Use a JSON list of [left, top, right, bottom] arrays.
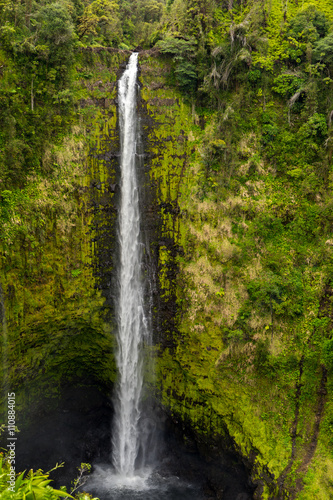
[[288, 6, 330, 44]]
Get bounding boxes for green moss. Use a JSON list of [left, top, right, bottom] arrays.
[[140, 39, 333, 497], [0, 50, 129, 421]]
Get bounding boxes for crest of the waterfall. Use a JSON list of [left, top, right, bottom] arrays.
[[112, 52, 151, 477]]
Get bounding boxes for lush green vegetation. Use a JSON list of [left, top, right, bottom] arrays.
[[147, 0, 333, 498], [2, 0, 333, 498], [0, 9, 126, 495], [0, 0, 165, 192], [0, 456, 98, 499]]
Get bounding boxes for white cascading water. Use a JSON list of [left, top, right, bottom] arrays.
[[112, 52, 148, 477]]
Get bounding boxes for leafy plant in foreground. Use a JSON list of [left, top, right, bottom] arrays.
[[0, 456, 99, 500], [0, 457, 72, 500]]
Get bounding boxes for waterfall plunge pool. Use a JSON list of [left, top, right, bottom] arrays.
[[80, 417, 254, 500], [83, 465, 205, 500]]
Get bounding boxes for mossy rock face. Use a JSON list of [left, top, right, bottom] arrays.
[[139, 46, 333, 498], [3, 43, 332, 499], [0, 50, 129, 427], [138, 53, 256, 492], [138, 53, 191, 348]]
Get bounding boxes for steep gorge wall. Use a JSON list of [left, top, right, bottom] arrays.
[[0, 47, 332, 500], [0, 49, 129, 478], [140, 64, 333, 500], [138, 54, 190, 347], [0, 49, 193, 483], [138, 54, 333, 500]]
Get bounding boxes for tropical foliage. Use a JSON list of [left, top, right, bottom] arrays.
[[0, 457, 98, 500]]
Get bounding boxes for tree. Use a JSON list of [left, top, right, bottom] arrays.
[[184, 0, 213, 38], [34, 2, 75, 87], [287, 6, 330, 44], [156, 36, 198, 91], [77, 0, 122, 46], [313, 33, 333, 67], [38, 2, 74, 47]]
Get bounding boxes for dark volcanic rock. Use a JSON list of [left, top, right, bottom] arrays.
[[12, 386, 112, 489]]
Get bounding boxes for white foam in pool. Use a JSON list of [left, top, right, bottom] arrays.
[[86, 464, 151, 491]]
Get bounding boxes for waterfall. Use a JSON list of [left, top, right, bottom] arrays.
[[112, 52, 148, 477]]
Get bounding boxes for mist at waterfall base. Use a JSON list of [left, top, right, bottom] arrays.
[[83, 412, 253, 500], [83, 423, 253, 500], [83, 54, 253, 500], [83, 464, 204, 500]]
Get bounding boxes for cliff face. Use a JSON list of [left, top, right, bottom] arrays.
[[139, 42, 333, 498], [0, 48, 192, 482], [1, 37, 333, 499], [0, 49, 129, 478]]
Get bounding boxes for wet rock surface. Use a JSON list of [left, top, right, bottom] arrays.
[[159, 418, 255, 500]]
